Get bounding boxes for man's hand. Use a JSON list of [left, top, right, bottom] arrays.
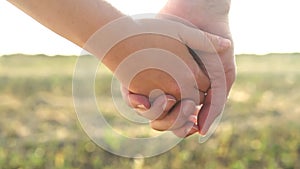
[[160, 0, 236, 135], [122, 0, 235, 137]]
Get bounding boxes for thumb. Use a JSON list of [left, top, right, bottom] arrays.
[[197, 89, 224, 140], [140, 94, 177, 120], [120, 85, 150, 111]]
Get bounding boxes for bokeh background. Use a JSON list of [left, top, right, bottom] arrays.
[[1, 0, 300, 169]]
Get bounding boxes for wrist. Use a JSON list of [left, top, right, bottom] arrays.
[[83, 16, 142, 71]]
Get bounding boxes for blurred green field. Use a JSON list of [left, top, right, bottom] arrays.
[[0, 53, 300, 169]]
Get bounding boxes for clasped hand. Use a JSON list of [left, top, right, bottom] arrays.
[[93, 16, 232, 138]]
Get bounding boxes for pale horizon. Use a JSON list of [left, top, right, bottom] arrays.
[[1, 0, 299, 56]]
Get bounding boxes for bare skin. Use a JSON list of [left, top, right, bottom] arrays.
[[124, 0, 235, 137], [8, 0, 232, 137]]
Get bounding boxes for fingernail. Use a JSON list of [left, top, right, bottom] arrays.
[[136, 104, 147, 110], [195, 105, 202, 111], [192, 125, 199, 131], [188, 115, 198, 124], [167, 98, 176, 105], [162, 98, 176, 111], [184, 123, 195, 135], [160, 98, 167, 107], [184, 128, 189, 135], [182, 101, 195, 117], [219, 38, 231, 49]]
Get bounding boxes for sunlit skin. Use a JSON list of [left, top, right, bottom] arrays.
[[124, 0, 235, 137], [8, 0, 231, 137]]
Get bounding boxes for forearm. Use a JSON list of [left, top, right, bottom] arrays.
[[8, 0, 143, 72], [8, 0, 219, 98], [7, 0, 176, 70]]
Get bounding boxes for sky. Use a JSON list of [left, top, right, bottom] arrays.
[[0, 0, 299, 56]]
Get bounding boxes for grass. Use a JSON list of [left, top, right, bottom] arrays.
[[0, 53, 300, 169]]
